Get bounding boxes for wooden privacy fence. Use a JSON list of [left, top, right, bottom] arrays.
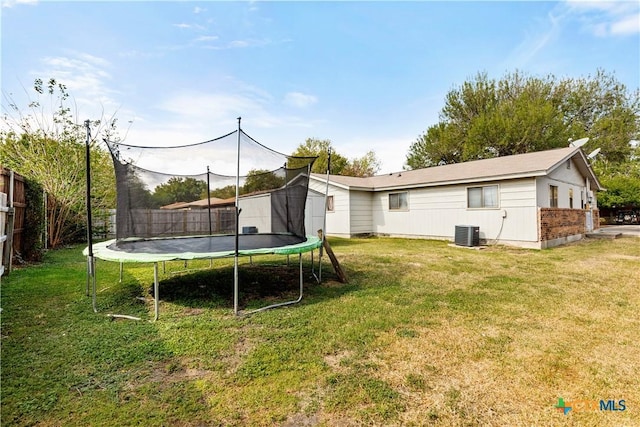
[[127, 208, 235, 237], [1, 192, 9, 279], [1, 168, 25, 275]]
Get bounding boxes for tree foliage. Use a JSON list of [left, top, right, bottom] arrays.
[[0, 78, 117, 247], [407, 69, 639, 169], [593, 143, 640, 209], [242, 169, 285, 194], [342, 150, 381, 177], [291, 138, 349, 174], [291, 138, 381, 177], [152, 177, 207, 207]]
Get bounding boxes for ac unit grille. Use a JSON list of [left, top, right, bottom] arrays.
[[455, 225, 480, 247]]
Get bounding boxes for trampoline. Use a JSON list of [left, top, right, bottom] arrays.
[[85, 234, 322, 320], [91, 233, 321, 262], [84, 118, 329, 320]]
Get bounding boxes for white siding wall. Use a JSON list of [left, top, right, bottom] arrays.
[[536, 159, 594, 209], [308, 180, 352, 237], [238, 194, 271, 233], [349, 190, 373, 235], [305, 190, 326, 237], [372, 178, 539, 244]]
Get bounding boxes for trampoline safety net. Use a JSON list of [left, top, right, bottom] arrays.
[[105, 128, 317, 245]]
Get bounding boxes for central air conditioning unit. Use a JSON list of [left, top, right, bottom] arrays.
[[455, 225, 480, 247]]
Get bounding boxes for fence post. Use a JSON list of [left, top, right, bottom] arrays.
[[1, 192, 7, 279], [3, 207, 14, 276]]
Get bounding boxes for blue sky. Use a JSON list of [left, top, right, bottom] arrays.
[[2, 0, 639, 173]]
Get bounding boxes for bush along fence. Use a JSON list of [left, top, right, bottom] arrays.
[[0, 167, 45, 272]]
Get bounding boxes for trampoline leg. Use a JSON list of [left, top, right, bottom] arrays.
[[119, 262, 124, 283], [311, 250, 320, 283], [85, 256, 91, 297], [233, 255, 239, 316], [243, 253, 304, 315], [89, 256, 98, 313], [153, 262, 159, 321]]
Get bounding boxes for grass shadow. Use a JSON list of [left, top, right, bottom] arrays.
[[153, 260, 357, 311]]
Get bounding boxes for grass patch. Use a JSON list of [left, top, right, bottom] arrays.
[[2, 236, 640, 426]]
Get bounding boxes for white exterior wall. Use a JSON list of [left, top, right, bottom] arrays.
[[305, 190, 326, 237], [309, 179, 351, 237], [349, 190, 374, 235], [536, 159, 596, 209], [238, 194, 271, 233], [372, 178, 539, 245], [238, 189, 329, 237]]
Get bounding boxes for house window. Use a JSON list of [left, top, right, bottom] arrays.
[[550, 185, 558, 208], [569, 188, 574, 209], [467, 185, 498, 209], [326, 195, 334, 212], [389, 192, 408, 210]]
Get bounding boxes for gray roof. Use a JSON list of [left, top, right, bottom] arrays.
[[311, 147, 602, 191]]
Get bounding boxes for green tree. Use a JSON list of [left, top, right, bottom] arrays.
[[1, 78, 117, 247], [291, 138, 349, 174], [406, 69, 639, 169], [558, 69, 640, 164], [209, 185, 237, 199], [152, 177, 207, 207], [342, 150, 382, 177], [242, 169, 285, 194], [290, 138, 381, 176], [592, 142, 640, 209]]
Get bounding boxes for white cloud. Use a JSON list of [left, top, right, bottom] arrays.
[[33, 52, 133, 122], [610, 12, 640, 35], [284, 92, 318, 108], [1, 0, 37, 8], [193, 6, 205, 14], [503, 10, 564, 70], [564, 0, 639, 36], [229, 40, 250, 48], [195, 35, 219, 42]]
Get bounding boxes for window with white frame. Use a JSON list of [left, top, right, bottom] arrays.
[[389, 192, 408, 210], [467, 185, 499, 209]]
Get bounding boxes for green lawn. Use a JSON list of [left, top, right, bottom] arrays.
[[2, 236, 639, 426]]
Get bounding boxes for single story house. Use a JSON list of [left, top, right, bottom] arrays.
[[308, 146, 603, 249]]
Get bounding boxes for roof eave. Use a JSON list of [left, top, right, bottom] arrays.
[[371, 171, 546, 192]]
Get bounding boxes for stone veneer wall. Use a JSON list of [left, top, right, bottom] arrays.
[[539, 208, 600, 243]]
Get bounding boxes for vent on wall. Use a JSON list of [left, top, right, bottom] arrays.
[[455, 225, 480, 247]]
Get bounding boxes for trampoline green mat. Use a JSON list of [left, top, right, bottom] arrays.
[[84, 234, 322, 263]]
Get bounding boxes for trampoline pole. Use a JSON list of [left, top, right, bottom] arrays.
[[234, 117, 241, 316], [207, 166, 212, 235], [153, 263, 159, 321], [320, 148, 331, 283], [84, 119, 98, 312]]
